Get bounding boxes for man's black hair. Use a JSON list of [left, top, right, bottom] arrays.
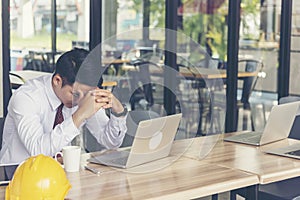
[[54, 48, 90, 86], [55, 47, 106, 87]]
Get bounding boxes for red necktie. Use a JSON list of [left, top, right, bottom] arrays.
[[53, 104, 64, 128]]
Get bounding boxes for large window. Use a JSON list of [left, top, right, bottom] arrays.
[[10, 0, 90, 72], [239, 0, 280, 94], [6, 0, 292, 134], [289, 1, 300, 95]]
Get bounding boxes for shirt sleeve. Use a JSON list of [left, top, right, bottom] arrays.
[[84, 109, 127, 149], [10, 91, 80, 157]]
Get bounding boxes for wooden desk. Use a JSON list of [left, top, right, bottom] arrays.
[[179, 68, 257, 80], [102, 59, 131, 76], [175, 133, 300, 184], [65, 154, 259, 199], [0, 150, 258, 199], [102, 58, 130, 65], [175, 68, 257, 135], [149, 67, 257, 80], [6, 134, 297, 199]]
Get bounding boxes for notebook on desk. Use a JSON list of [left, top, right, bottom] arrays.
[[88, 113, 182, 168], [224, 101, 300, 146]]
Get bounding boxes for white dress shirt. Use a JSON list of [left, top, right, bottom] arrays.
[[0, 74, 127, 164]]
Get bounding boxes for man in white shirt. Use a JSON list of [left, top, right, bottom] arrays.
[[0, 48, 127, 164]]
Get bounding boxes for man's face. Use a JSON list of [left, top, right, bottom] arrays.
[[69, 82, 96, 107], [52, 75, 95, 108]]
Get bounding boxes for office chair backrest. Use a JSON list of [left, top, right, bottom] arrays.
[[9, 72, 26, 90], [121, 110, 160, 147], [83, 126, 106, 153], [128, 54, 162, 110], [0, 117, 5, 150], [279, 96, 300, 140], [238, 59, 264, 106], [279, 96, 300, 105]]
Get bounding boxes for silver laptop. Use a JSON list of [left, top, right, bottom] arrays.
[[264, 114, 300, 159], [264, 143, 300, 160], [224, 101, 300, 146], [88, 113, 182, 168]]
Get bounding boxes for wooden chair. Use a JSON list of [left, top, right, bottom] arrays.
[[127, 48, 162, 110], [237, 59, 264, 131], [127, 60, 155, 110], [237, 59, 264, 109], [101, 81, 117, 91]]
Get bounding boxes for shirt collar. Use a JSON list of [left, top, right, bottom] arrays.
[[44, 74, 62, 111]]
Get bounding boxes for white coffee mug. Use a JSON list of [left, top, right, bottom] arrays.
[[55, 146, 81, 172]]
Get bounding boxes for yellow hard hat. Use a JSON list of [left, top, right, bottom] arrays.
[[5, 154, 71, 200]]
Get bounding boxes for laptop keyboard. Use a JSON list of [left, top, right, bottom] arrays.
[[109, 156, 129, 166], [226, 132, 262, 143], [93, 150, 130, 166]]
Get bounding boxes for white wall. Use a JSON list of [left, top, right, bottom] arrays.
[[0, 1, 3, 117]]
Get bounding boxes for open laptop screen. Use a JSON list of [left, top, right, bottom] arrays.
[[288, 115, 300, 140]]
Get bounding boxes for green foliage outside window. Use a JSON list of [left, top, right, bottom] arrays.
[[129, 0, 260, 62]]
